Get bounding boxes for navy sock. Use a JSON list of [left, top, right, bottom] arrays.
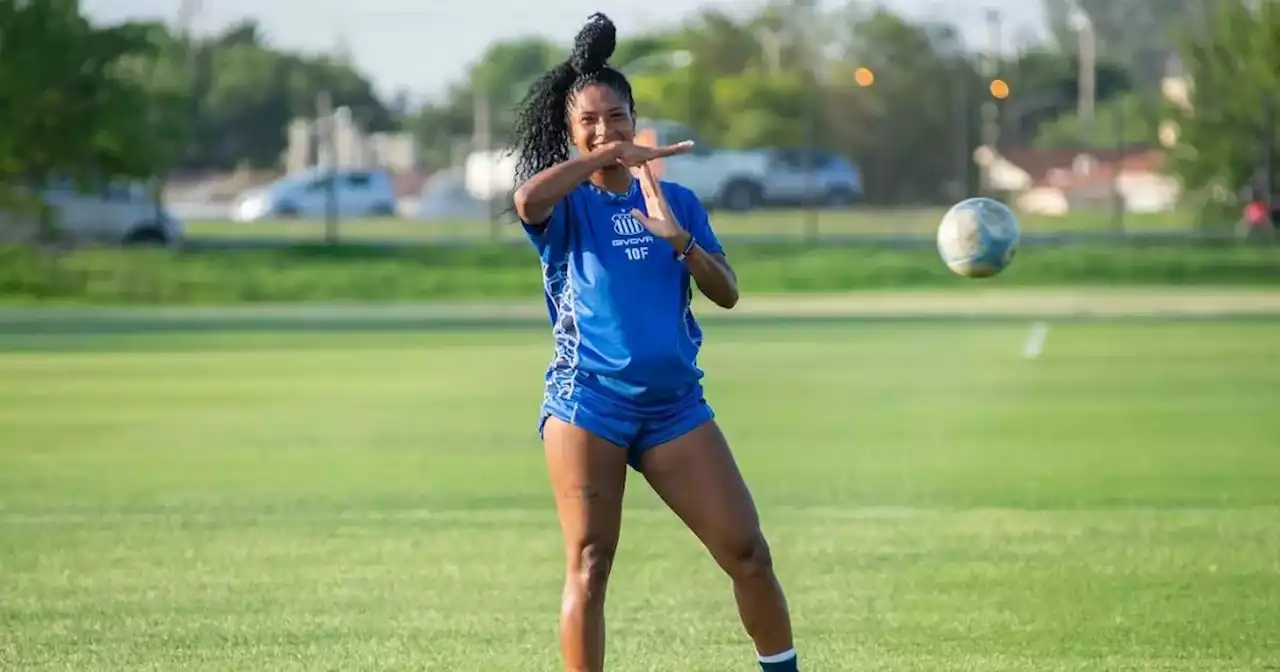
[[758, 648, 798, 671]]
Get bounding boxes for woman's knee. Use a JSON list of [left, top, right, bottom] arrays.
[[717, 530, 774, 581], [566, 538, 617, 598]]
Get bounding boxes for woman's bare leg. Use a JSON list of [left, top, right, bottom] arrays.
[[638, 420, 796, 660], [543, 417, 631, 672]]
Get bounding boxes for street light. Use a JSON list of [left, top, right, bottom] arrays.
[[989, 78, 1010, 99]]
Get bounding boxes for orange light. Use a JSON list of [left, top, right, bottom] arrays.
[[989, 79, 1010, 99], [854, 67, 875, 87]]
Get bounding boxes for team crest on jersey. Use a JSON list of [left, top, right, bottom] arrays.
[[611, 212, 646, 237], [610, 211, 654, 257]]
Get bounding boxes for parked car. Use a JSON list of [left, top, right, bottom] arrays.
[[635, 119, 773, 212], [759, 148, 863, 207], [0, 177, 183, 247], [415, 167, 490, 221], [232, 168, 398, 222]]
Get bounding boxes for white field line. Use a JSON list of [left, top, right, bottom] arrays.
[[1022, 321, 1049, 359]]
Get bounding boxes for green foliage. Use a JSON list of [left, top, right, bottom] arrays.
[[678, 9, 775, 77], [0, 0, 170, 183], [0, 0, 184, 247], [1034, 92, 1161, 149], [1042, 0, 1185, 83], [1005, 48, 1137, 145], [825, 9, 979, 203], [468, 38, 563, 101], [408, 38, 565, 169], [630, 69, 810, 149], [1170, 0, 1280, 201], [0, 4, 389, 178], [404, 0, 1141, 206], [1, 242, 1275, 305], [612, 34, 683, 70], [628, 72, 693, 131], [170, 21, 393, 170], [405, 95, 474, 172], [712, 71, 808, 148]]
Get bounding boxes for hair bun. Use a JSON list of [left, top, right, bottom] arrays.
[[569, 13, 616, 75]]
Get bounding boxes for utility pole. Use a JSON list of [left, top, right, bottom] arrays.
[[758, 27, 783, 77], [792, 0, 822, 239], [1070, 5, 1096, 142], [177, 0, 201, 131], [1265, 93, 1276, 231], [317, 91, 338, 244], [1008, 25, 1038, 144], [176, 0, 200, 42], [951, 65, 969, 201], [170, 0, 201, 221], [979, 9, 1002, 195], [472, 88, 497, 236]]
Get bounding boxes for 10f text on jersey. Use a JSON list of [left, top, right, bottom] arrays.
[[612, 212, 653, 262]]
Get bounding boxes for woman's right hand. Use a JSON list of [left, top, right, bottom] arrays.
[[597, 140, 695, 167]]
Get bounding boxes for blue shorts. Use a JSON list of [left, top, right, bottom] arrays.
[[538, 372, 715, 470]]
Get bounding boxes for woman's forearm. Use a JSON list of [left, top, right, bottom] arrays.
[[674, 234, 738, 309], [513, 150, 617, 225]]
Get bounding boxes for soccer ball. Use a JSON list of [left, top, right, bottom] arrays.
[[936, 197, 1021, 278]]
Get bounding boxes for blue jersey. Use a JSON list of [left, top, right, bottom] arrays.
[[522, 178, 724, 409]]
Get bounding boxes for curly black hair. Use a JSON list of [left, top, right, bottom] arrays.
[[510, 13, 636, 184]]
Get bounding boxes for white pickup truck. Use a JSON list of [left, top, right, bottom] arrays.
[[635, 118, 771, 212]]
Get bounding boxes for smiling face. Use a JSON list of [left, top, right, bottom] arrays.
[[567, 82, 635, 156]]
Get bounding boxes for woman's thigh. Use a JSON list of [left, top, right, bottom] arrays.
[[542, 417, 631, 563]]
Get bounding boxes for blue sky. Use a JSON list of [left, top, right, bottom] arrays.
[[84, 0, 1048, 103]]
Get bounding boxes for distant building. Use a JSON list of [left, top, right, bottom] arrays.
[[284, 107, 420, 175], [974, 147, 1180, 215], [971, 56, 1190, 217]]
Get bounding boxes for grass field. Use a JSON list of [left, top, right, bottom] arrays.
[[2, 303, 1279, 671], [181, 207, 1199, 243]]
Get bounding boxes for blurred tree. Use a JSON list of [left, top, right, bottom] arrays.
[[0, 0, 173, 183], [86, 19, 398, 172], [1170, 0, 1280, 214], [829, 8, 979, 204], [469, 37, 564, 103], [407, 37, 563, 171], [679, 10, 769, 77], [407, 1, 830, 170], [1042, 0, 1189, 85], [406, 88, 476, 172], [0, 0, 182, 245], [171, 20, 394, 170], [404, 0, 997, 204], [1032, 92, 1160, 149], [629, 71, 694, 127], [712, 71, 809, 148], [613, 33, 682, 69], [1002, 48, 1134, 145]]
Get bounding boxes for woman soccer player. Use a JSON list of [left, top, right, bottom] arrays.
[[510, 13, 801, 672]]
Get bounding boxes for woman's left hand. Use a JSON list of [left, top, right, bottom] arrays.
[[629, 163, 689, 248]]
